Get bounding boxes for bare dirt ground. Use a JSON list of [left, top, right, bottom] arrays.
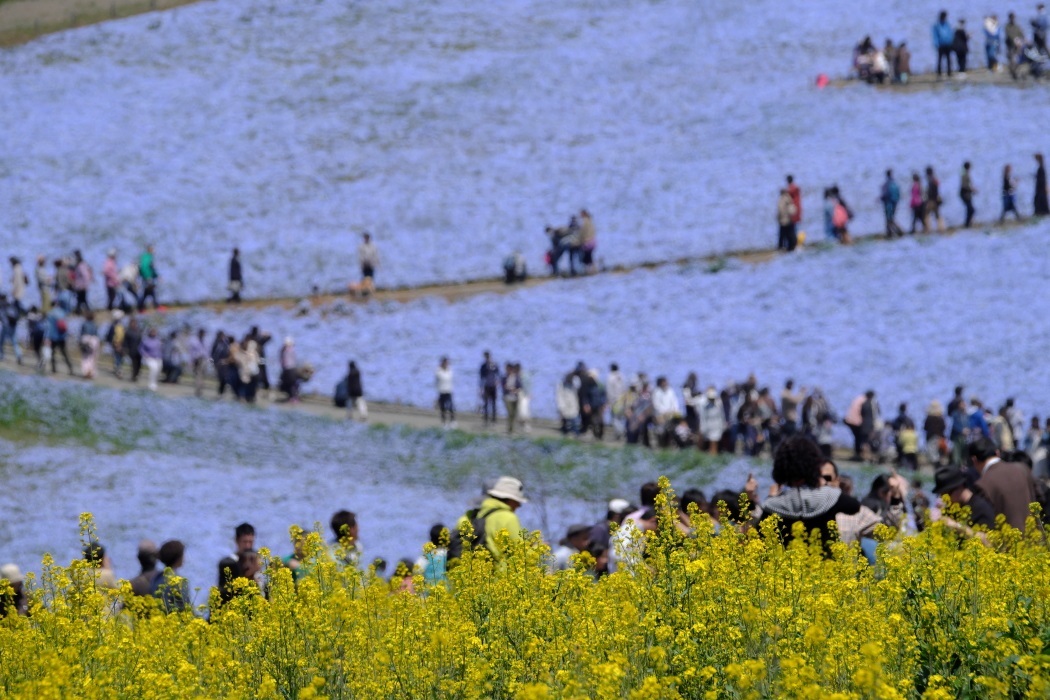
[[826, 66, 1047, 92], [0, 0, 201, 46]]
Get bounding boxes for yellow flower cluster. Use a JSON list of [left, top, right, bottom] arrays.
[[2, 484, 1050, 699]]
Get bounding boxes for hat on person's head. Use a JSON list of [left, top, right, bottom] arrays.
[[706, 387, 718, 400], [284, 336, 294, 346], [560, 523, 591, 546], [488, 476, 528, 504], [608, 498, 633, 515], [0, 563, 23, 584], [137, 539, 158, 555], [927, 400, 943, 417], [111, 310, 125, 321], [107, 248, 117, 257], [933, 466, 968, 495]]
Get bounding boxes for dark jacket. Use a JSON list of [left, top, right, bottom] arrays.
[[347, 367, 363, 399], [229, 256, 242, 284], [977, 459, 1039, 531]]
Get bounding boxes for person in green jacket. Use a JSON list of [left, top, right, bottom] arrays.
[[462, 476, 528, 559], [138, 245, 159, 311]]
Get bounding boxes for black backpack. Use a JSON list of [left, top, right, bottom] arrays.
[[446, 508, 490, 561], [334, 378, 349, 408]]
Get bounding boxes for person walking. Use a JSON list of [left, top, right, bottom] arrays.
[[959, 161, 977, 228], [346, 360, 366, 421], [1001, 164, 1022, 221], [357, 232, 380, 296], [436, 356, 456, 428], [79, 311, 100, 379], [140, 326, 163, 391], [1035, 153, 1049, 216], [786, 174, 802, 240], [953, 19, 970, 74], [125, 317, 143, 383], [479, 351, 500, 425], [46, 304, 73, 375], [880, 169, 903, 237], [10, 257, 27, 314], [925, 166, 944, 231], [187, 328, 207, 398], [35, 255, 52, 312], [102, 249, 120, 311], [501, 362, 522, 434], [776, 188, 798, 251], [932, 11, 955, 77], [984, 15, 1002, 70], [1034, 3, 1049, 54], [0, 294, 23, 365], [227, 248, 243, 304], [138, 245, 159, 311], [1006, 13, 1026, 78], [72, 250, 93, 315]]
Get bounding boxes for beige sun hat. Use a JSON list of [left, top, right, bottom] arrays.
[[488, 476, 528, 504]]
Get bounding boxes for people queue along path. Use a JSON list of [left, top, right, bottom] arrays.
[[773, 154, 1049, 251], [3, 430, 1046, 619], [851, 4, 1050, 83]]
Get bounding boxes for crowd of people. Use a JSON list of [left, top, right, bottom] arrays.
[[4, 427, 1046, 618], [772, 155, 1049, 251], [930, 6, 1049, 79], [852, 5, 1049, 82]]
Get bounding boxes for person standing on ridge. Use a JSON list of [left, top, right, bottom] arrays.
[[102, 249, 120, 311], [357, 232, 380, 296], [776, 188, 798, 252], [1035, 153, 1049, 216], [925, 166, 945, 231], [786, 174, 802, 243], [932, 10, 955, 77], [953, 19, 970, 75], [984, 15, 1002, 70], [881, 169, 903, 237], [960, 161, 977, 228], [1002, 163, 1023, 218], [138, 245, 159, 311], [227, 248, 243, 304], [479, 350, 500, 425], [436, 356, 456, 428]]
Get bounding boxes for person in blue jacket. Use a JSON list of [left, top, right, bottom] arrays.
[[932, 11, 955, 76], [880, 169, 903, 237]]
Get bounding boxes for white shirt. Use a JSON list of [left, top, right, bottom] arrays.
[[652, 386, 681, 416], [435, 366, 454, 394]]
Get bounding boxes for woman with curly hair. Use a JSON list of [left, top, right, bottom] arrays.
[[759, 435, 861, 552]]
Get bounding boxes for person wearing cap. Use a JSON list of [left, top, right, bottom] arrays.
[[0, 563, 27, 617], [589, 498, 634, 551], [969, 437, 1038, 531], [549, 524, 592, 572], [464, 476, 528, 560], [933, 466, 996, 530], [129, 540, 161, 596], [102, 249, 120, 311]]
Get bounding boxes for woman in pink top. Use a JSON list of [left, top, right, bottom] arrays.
[[909, 173, 926, 233], [102, 249, 120, 311]]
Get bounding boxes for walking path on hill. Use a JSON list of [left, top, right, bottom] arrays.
[[145, 216, 1035, 315], [0, 0, 200, 46], [826, 67, 1046, 92]]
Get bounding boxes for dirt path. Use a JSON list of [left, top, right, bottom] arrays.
[[0, 0, 201, 46], [138, 215, 1034, 317], [825, 66, 1046, 92]]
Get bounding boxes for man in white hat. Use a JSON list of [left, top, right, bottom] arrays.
[[464, 475, 528, 560]]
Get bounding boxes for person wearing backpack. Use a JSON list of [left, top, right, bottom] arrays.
[[450, 476, 528, 562], [151, 540, 191, 613], [45, 304, 73, 375]]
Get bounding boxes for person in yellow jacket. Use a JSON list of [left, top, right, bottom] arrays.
[[457, 476, 528, 559]]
